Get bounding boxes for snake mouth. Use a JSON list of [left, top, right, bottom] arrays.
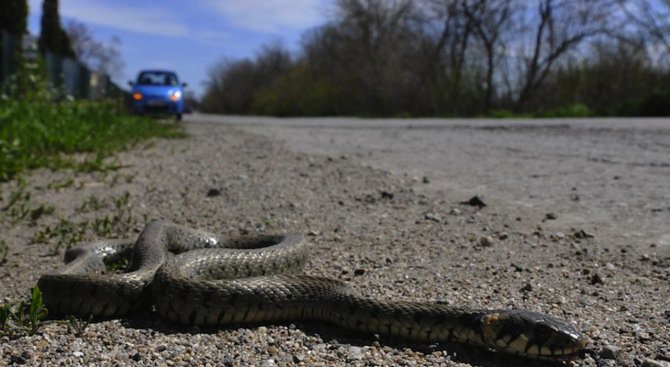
[[493, 332, 588, 359], [522, 337, 589, 359]]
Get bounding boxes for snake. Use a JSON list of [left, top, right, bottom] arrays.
[[38, 220, 588, 360]]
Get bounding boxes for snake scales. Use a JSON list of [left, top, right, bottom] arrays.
[[38, 220, 587, 360]]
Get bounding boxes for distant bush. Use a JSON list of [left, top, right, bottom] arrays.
[[637, 90, 670, 116], [489, 109, 517, 118], [252, 64, 347, 116], [534, 104, 593, 118]]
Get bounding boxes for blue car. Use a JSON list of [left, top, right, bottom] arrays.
[[129, 70, 187, 120]]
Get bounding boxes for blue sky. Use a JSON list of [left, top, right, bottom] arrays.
[[27, 0, 334, 97]]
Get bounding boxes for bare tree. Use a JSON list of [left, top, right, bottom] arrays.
[[619, 0, 670, 63], [513, 0, 615, 111], [415, 1, 474, 114], [65, 20, 124, 78], [329, 0, 420, 114], [462, 0, 512, 112], [200, 0, 670, 117], [253, 42, 292, 85]]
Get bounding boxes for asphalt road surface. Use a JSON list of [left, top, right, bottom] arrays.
[[187, 114, 670, 256]]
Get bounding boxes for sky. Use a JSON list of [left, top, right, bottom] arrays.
[[27, 0, 335, 97]]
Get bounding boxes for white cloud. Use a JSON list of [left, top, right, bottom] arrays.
[[195, 30, 232, 43], [204, 0, 327, 33], [31, 0, 189, 37]]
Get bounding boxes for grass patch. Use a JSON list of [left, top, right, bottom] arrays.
[[0, 99, 185, 181]]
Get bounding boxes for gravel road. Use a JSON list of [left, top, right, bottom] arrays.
[[1, 116, 668, 366], [191, 115, 670, 256]]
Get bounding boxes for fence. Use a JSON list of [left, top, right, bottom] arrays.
[[1, 30, 124, 100]]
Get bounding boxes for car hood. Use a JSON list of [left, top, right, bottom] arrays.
[[133, 85, 181, 96]]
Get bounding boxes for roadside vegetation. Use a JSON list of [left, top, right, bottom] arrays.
[[201, 0, 670, 118], [0, 0, 184, 333], [0, 61, 184, 182]]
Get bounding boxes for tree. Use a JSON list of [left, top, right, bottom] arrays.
[[38, 0, 74, 58], [409, 1, 474, 114], [200, 0, 670, 117], [619, 0, 670, 62], [201, 43, 292, 114], [512, 0, 616, 111], [0, 0, 28, 35], [0, 0, 28, 83], [462, 0, 513, 112], [321, 0, 421, 114], [64, 20, 125, 78]]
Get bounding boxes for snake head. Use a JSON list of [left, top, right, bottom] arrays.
[[480, 310, 588, 359]]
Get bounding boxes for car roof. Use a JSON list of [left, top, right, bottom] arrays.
[[138, 70, 178, 75]]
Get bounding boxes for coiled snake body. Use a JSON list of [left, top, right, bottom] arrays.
[[38, 220, 587, 360]]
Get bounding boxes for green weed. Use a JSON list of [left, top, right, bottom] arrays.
[[0, 240, 7, 264], [34, 192, 137, 253], [106, 257, 130, 273], [29, 204, 55, 223], [28, 287, 48, 335], [33, 218, 88, 253], [47, 178, 75, 190], [1, 183, 54, 224], [0, 287, 48, 336], [67, 315, 91, 337], [78, 195, 107, 213]]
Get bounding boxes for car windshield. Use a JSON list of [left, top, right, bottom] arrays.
[[136, 71, 179, 86]]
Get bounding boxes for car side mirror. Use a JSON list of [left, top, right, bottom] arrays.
[[182, 82, 188, 88]]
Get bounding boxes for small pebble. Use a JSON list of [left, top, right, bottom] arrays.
[[424, 213, 441, 222], [460, 196, 486, 208], [206, 188, 221, 197], [574, 229, 595, 239], [590, 273, 604, 285], [642, 359, 670, 367], [348, 346, 364, 360], [380, 190, 394, 199], [599, 345, 619, 360], [479, 235, 494, 247]]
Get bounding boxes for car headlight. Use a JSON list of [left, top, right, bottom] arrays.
[[169, 90, 182, 101], [132, 92, 143, 100]]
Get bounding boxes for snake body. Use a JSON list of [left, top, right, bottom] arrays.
[[38, 220, 587, 360]]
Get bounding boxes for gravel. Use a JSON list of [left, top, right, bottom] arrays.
[[1, 120, 669, 366]]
